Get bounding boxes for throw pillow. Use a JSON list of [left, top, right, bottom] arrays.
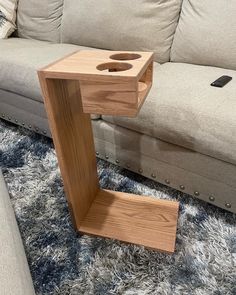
[[0, 0, 18, 39]]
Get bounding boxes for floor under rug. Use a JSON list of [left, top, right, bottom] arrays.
[[0, 119, 235, 295]]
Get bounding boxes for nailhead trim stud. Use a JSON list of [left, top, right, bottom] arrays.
[[194, 191, 200, 196], [209, 196, 215, 202]]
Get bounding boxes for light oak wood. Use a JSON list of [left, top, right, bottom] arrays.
[[80, 189, 179, 253], [41, 50, 153, 80], [79, 80, 138, 117], [38, 75, 99, 228], [38, 50, 179, 252], [41, 50, 154, 117]]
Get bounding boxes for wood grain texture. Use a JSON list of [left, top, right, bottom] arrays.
[[80, 189, 179, 253], [79, 80, 138, 117], [38, 74, 99, 229], [137, 62, 153, 112], [41, 50, 154, 81], [41, 50, 154, 117], [38, 50, 179, 252]]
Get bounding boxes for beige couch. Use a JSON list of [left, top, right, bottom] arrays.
[[0, 170, 35, 294], [0, 0, 236, 213]]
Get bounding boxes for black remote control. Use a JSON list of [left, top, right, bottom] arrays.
[[211, 75, 232, 88]]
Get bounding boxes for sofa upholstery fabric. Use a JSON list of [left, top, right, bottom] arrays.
[[103, 62, 236, 165], [0, 38, 92, 102], [93, 120, 236, 190], [171, 0, 236, 70], [17, 0, 64, 42], [61, 0, 182, 63], [92, 120, 236, 212], [0, 96, 51, 136], [0, 0, 18, 38], [0, 88, 47, 118], [0, 170, 36, 295]]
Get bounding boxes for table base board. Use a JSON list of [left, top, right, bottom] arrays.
[[79, 189, 179, 253]]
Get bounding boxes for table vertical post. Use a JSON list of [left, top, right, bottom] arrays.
[[38, 76, 99, 229]]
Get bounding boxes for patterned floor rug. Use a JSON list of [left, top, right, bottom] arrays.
[[0, 119, 235, 295]]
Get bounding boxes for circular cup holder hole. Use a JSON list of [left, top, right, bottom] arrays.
[[97, 62, 133, 72], [110, 53, 141, 61]]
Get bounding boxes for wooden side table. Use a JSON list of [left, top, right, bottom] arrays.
[[38, 51, 179, 253]]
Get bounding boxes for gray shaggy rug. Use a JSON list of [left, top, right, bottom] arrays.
[[0, 119, 235, 295]]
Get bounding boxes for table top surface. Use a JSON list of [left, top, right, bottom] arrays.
[[40, 50, 154, 82]]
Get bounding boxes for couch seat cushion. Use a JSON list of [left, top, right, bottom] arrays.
[[0, 38, 94, 102], [103, 62, 236, 165]]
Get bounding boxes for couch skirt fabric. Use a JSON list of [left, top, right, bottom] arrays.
[[0, 89, 50, 136], [0, 170, 35, 295], [93, 120, 236, 213]]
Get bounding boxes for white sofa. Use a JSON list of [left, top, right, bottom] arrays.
[[0, 0, 236, 213]]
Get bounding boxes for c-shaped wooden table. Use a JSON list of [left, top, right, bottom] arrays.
[[38, 51, 179, 253]]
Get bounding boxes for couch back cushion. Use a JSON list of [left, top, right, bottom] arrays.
[[61, 0, 182, 63], [17, 0, 63, 42], [171, 0, 236, 70]]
